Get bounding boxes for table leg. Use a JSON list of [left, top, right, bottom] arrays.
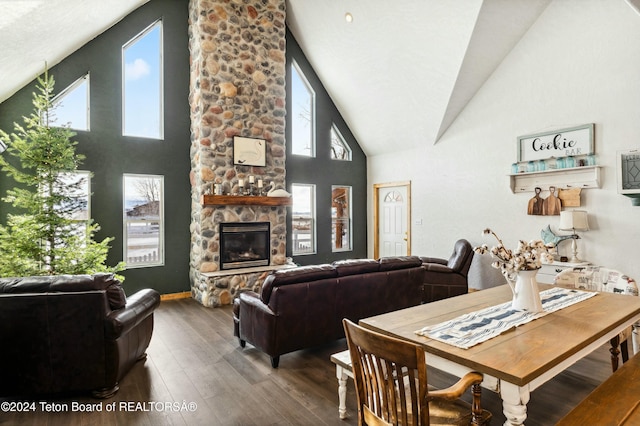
[[335, 365, 348, 419], [500, 382, 530, 426], [610, 335, 621, 372]]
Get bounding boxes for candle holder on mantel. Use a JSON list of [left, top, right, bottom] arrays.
[[248, 175, 255, 194], [257, 178, 264, 195]]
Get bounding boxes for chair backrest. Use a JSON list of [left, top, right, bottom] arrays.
[[446, 239, 474, 276], [343, 318, 429, 426], [554, 267, 638, 295]]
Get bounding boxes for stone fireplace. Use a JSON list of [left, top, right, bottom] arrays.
[[188, 0, 288, 307]]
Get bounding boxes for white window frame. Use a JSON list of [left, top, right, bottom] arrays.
[[290, 60, 316, 157], [330, 124, 352, 161], [291, 183, 316, 255], [123, 174, 164, 268], [331, 185, 352, 252], [122, 19, 164, 140], [52, 73, 90, 131]]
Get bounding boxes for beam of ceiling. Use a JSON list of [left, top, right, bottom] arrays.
[[0, 0, 149, 103], [626, 0, 640, 14], [435, 0, 552, 142]]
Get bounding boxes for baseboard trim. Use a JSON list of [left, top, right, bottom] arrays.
[[160, 291, 191, 301]]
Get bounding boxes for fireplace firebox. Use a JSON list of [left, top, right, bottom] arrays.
[[219, 222, 270, 270]]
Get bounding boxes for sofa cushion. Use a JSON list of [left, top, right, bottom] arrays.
[[0, 273, 126, 310], [378, 256, 423, 271], [261, 265, 338, 304], [332, 259, 379, 277]]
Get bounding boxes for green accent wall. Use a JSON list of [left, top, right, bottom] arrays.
[[286, 30, 368, 265], [0, 1, 368, 292], [0, 0, 191, 295]]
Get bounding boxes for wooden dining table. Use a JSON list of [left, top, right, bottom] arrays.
[[359, 284, 640, 426]]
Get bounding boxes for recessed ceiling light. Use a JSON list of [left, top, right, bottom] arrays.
[[345, 12, 353, 23]]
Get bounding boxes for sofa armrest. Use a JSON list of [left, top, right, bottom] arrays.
[[233, 291, 261, 337], [420, 256, 448, 266], [237, 291, 278, 354], [239, 291, 275, 318], [423, 263, 454, 273], [104, 288, 160, 339]]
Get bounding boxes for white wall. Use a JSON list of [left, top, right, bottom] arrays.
[[368, 0, 640, 289]]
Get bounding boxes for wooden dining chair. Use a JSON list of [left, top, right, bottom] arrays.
[[343, 319, 492, 426]]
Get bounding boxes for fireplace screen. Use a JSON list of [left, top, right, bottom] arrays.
[[219, 222, 270, 270]]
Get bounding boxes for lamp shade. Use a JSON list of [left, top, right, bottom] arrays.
[[559, 210, 589, 231]]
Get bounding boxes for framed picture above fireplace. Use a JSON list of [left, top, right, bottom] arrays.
[[233, 136, 266, 167]]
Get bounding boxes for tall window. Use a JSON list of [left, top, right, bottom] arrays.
[[330, 124, 351, 161], [52, 74, 90, 131], [123, 174, 164, 267], [331, 186, 352, 251], [122, 20, 163, 139], [39, 171, 90, 248], [55, 171, 91, 222], [292, 183, 316, 255], [290, 61, 315, 157]]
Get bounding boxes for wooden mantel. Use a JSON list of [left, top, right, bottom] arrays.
[[200, 194, 292, 207]]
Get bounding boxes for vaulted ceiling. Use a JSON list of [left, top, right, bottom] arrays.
[[286, 0, 553, 155], [7, 1, 638, 156], [0, 0, 149, 104]]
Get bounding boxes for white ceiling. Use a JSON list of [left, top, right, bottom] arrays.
[[0, 0, 149, 104], [9, 0, 629, 157], [286, 0, 553, 155]]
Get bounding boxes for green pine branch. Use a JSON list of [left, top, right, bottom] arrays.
[[0, 68, 124, 278]]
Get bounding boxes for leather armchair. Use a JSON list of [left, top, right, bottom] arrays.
[[420, 239, 474, 303], [0, 273, 160, 398]]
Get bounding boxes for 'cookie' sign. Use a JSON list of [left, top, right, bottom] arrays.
[[517, 123, 594, 162]]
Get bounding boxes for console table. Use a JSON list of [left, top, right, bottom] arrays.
[[538, 260, 590, 284]]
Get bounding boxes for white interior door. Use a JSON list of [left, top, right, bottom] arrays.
[[374, 183, 410, 258]]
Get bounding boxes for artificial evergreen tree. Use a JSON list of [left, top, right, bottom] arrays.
[[0, 70, 124, 277]]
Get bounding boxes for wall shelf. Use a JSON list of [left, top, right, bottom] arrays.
[[509, 166, 601, 193], [200, 194, 292, 206]]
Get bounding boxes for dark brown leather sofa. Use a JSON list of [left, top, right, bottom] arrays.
[[0, 273, 160, 398], [420, 239, 474, 303], [233, 256, 425, 368]]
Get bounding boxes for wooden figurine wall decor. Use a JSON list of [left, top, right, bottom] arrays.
[[543, 186, 561, 215], [528, 186, 563, 215], [527, 187, 543, 215]]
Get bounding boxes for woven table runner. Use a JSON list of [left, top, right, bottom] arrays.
[[415, 287, 597, 349]]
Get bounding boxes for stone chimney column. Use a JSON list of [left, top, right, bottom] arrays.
[[188, 0, 287, 306]]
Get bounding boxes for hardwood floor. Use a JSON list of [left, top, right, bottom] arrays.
[[1, 298, 616, 425]]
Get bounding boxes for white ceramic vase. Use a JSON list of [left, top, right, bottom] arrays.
[[510, 269, 543, 313]]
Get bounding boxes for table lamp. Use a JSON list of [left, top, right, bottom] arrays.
[[559, 210, 589, 263]]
